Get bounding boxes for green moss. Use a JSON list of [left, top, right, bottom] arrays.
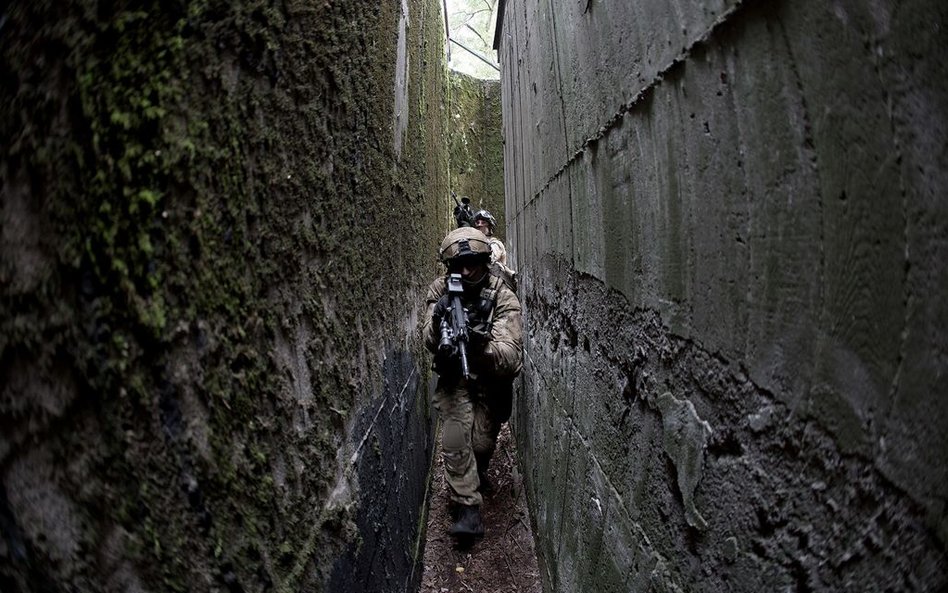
[[448, 72, 505, 238], [2, 0, 451, 588]]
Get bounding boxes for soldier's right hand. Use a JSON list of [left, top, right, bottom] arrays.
[[468, 327, 490, 349], [432, 294, 451, 321]]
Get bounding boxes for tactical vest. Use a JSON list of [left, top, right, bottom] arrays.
[[489, 261, 518, 294], [466, 280, 500, 336]]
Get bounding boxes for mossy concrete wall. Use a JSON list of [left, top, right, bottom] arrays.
[[1, 1, 450, 591], [448, 73, 506, 242], [497, 0, 948, 590]]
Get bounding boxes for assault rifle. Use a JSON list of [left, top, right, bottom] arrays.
[[452, 192, 475, 228], [438, 273, 471, 379]]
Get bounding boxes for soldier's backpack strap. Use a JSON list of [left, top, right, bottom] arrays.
[[473, 283, 499, 333], [489, 261, 518, 293]]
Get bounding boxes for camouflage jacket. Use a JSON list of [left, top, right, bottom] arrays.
[[488, 237, 508, 266], [421, 271, 523, 379]]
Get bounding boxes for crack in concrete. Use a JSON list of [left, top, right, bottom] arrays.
[[527, 272, 948, 590], [350, 369, 417, 467], [862, 20, 912, 445]]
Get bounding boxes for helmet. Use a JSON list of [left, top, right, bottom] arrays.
[[473, 209, 496, 230], [439, 227, 492, 266]]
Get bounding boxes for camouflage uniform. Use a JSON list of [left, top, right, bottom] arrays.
[[473, 209, 509, 268], [488, 236, 508, 266], [422, 266, 523, 507]]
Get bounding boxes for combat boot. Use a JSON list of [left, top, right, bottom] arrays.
[[449, 505, 485, 538]]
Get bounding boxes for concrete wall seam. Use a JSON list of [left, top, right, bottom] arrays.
[[508, 0, 755, 222]]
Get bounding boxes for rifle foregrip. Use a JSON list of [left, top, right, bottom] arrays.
[[459, 342, 470, 379]]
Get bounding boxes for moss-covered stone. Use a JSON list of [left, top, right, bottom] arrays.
[[448, 72, 505, 240], [1, 0, 452, 590]]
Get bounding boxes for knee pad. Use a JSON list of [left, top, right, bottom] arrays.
[[442, 419, 470, 452]]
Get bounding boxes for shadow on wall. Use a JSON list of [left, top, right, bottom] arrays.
[[329, 351, 435, 593]]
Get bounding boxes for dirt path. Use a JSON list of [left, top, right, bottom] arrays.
[[419, 424, 543, 593]]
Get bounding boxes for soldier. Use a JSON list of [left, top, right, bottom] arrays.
[[421, 227, 523, 539], [472, 209, 508, 266], [473, 208, 518, 293]]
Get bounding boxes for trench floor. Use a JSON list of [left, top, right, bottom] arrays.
[[420, 423, 543, 593]]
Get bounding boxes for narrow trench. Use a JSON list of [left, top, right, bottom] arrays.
[[419, 424, 543, 593], [429, 7, 531, 585]]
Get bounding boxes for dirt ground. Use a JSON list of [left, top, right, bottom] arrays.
[[419, 424, 543, 593]]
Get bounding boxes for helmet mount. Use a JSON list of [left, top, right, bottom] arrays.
[[456, 239, 473, 257]]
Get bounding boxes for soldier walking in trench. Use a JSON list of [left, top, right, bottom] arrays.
[[473, 208, 519, 291], [472, 209, 508, 266], [421, 227, 523, 539]]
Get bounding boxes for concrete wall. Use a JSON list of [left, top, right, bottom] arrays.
[[497, 0, 948, 590], [1, 1, 449, 591], [448, 73, 507, 241]]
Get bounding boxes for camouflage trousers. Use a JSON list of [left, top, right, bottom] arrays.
[[432, 376, 512, 507]]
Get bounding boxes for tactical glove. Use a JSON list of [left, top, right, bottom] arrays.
[[469, 342, 496, 375], [432, 294, 451, 322], [428, 294, 451, 346], [468, 327, 491, 349]]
